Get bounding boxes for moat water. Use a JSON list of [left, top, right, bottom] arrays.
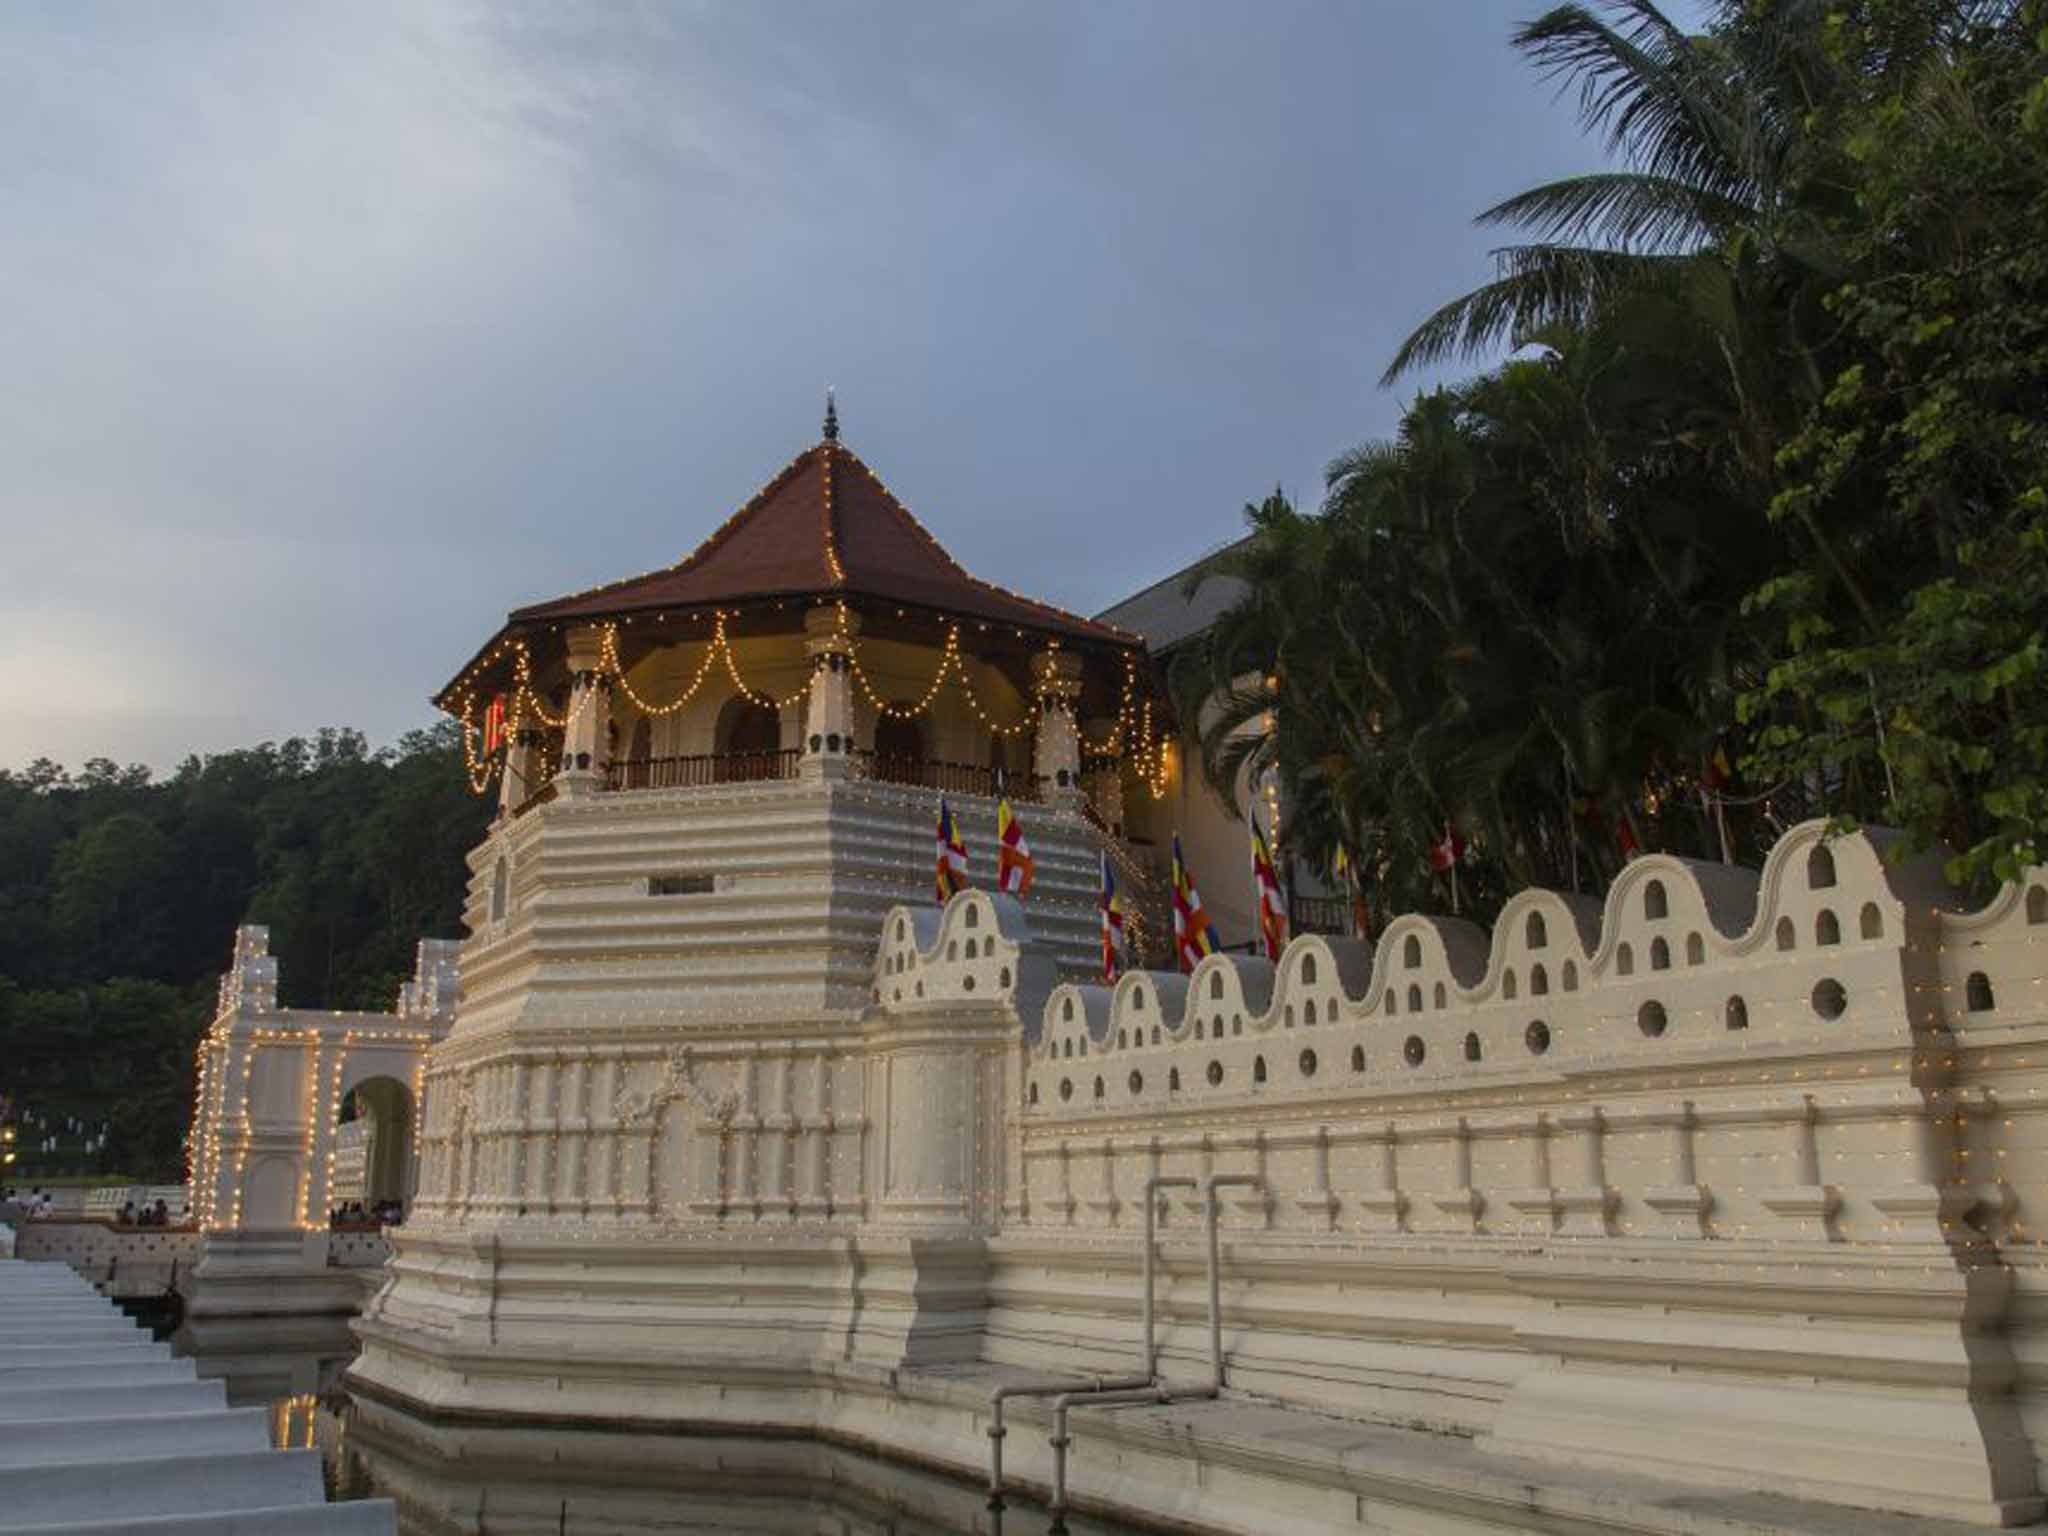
[[172, 1323, 1157, 1535]]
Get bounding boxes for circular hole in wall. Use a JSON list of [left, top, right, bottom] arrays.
[[1298, 1049, 1318, 1078], [1525, 1020, 1551, 1055], [1206, 1060, 1224, 1087], [1811, 978, 1847, 1020], [1637, 1000, 1668, 1038], [1403, 1035, 1425, 1067]]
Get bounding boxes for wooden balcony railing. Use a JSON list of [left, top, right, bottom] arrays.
[[850, 753, 1044, 802], [605, 749, 801, 791]]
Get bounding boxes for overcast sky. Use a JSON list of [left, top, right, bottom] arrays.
[[0, 2, 1683, 774]]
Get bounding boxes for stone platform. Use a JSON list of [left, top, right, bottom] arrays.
[[0, 1259, 393, 1534]]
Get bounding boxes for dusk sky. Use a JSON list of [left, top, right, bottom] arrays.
[[1, 3, 1694, 774]]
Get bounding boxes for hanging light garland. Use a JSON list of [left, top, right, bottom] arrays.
[[449, 607, 1176, 801]]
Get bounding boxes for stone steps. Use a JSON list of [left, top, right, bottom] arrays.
[[0, 1260, 393, 1535]]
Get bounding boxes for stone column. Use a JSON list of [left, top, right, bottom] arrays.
[[554, 626, 612, 800], [802, 604, 859, 780], [1081, 716, 1124, 835], [1031, 648, 1084, 807], [497, 728, 542, 817]]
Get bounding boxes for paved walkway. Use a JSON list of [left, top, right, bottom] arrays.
[[0, 1256, 393, 1534]]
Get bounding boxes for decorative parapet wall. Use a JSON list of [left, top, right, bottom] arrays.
[[878, 819, 2048, 1526]]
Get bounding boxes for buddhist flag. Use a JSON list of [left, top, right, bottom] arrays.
[[1251, 816, 1287, 961], [1098, 850, 1126, 983], [935, 796, 969, 904], [996, 796, 1035, 897], [483, 694, 508, 755], [1171, 834, 1218, 972]]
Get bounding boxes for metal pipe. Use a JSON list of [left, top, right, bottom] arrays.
[[986, 1174, 1193, 1511], [1048, 1383, 1168, 1533], [1204, 1174, 1264, 1392], [1142, 1175, 1194, 1378]]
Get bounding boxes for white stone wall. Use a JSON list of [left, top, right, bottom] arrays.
[[876, 820, 2040, 1524], [355, 797, 2048, 1529]]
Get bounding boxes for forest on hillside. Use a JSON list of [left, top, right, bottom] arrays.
[[0, 725, 488, 1182]]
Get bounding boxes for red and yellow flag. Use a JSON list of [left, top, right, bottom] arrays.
[[1171, 834, 1217, 973], [1098, 850, 1125, 983], [935, 796, 969, 904], [1251, 817, 1287, 961], [996, 796, 1035, 897]]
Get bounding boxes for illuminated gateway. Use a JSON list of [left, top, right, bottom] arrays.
[[348, 411, 2048, 1533]]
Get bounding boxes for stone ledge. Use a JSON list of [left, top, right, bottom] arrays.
[[344, 1336, 1994, 1536]]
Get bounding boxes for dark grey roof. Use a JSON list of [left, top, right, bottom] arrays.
[[1095, 536, 1252, 654]]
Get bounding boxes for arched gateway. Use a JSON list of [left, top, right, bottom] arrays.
[[179, 925, 456, 1340]]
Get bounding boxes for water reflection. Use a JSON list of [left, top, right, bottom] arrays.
[[175, 1328, 1156, 1534]]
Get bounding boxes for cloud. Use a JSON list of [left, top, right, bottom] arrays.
[[0, 1, 1635, 773]]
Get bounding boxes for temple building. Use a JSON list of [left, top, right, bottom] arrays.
[[345, 409, 2048, 1533]]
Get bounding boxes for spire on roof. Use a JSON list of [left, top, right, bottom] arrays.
[[823, 388, 839, 443]]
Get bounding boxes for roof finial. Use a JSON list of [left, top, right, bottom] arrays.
[[823, 387, 839, 443]]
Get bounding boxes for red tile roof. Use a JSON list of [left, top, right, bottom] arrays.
[[507, 439, 1137, 648]]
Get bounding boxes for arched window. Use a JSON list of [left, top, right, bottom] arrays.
[[1686, 932, 1705, 966], [1775, 916, 1796, 952], [1403, 934, 1422, 969], [1384, 989, 1397, 1015], [1406, 984, 1422, 1012], [1305, 1000, 1318, 1025], [1967, 972, 1995, 1013], [1644, 880, 1668, 921], [1649, 937, 1670, 971], [1808, 843, 1837, 890], [872, 712, 924, 773], [1028, 1081, 1039, 1105], [1530, 964, 1548, 996], [1463, 1031, 1481, 1062], [2030, 886, 2048, 925], [1616, 943, 1634, 977], [1562, 961, 1578, 992], [1169, 1067, 1181, 1092], [716, 696, 782, 779], [1526, 911, 1548, 950], [1816, 909, 1841, 947], [1302, 954, 1318, 985], [1433, 982, 1446, 1009], [1502, 969, 1518, 1000], [1859, 902, 1883, 940], [1350, 1045, 1365, 1072], [1253, 1055, 1268, 1084], [1210, 972, 1223, 999], [1725, 996, 1748, 1031], [1092, 1076, 1104, 1100]]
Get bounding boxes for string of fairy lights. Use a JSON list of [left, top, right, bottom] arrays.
[[451, 606, 1176, 801]]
